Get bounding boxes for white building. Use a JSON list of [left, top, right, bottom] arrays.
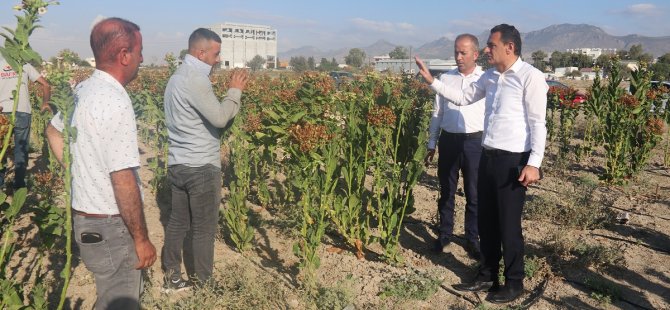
[[208, 22, 277, 69], [374, 58, 456, 75], [566, 48, 617, 59]]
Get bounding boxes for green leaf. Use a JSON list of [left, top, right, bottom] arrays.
[[289, 111, 307, 123], [267, 125, 286, 134]]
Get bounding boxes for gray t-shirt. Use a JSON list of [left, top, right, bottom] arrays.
[[0, 58, 41, 114], [164, 54, 241, 168]]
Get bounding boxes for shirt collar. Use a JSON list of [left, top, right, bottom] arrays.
[[184, 54, 212, 76], [92, 69, 126, 93], [507, 57, 523, 73], [460, 65, 484, 77]]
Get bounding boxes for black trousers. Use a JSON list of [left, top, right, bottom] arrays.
[[436, 130, 482, 243], [476, 149, 529, 287]]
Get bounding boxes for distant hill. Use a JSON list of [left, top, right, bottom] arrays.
[[278, 23, 670, 62]]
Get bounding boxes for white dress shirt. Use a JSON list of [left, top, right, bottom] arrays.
[[427, 66, 485, 149], [429, 57, 548, 168], [51, 70, 141, 214]]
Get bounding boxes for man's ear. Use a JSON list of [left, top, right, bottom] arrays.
[[119, 47, 130, 66]]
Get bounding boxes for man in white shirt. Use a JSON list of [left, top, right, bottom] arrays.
[[424, 34, 484, 259], [46, 18, 156, 309], [416, 24, 547, 303], [0, 56, 51, 190]]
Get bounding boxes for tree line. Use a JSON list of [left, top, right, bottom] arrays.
[[530, 44, 670, 80]]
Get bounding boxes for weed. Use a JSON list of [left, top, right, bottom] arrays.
[[141, 262, 288, 309], [524, 255, 543, 279], [523, 176, 614, 230], [379, 271, 441, 300], [584, 277, 620, 305], [573, 242, 626, 271], [312, 276, 355, 310]]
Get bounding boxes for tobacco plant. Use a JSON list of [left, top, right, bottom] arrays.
[[47, 65, 76, 310], [586, 59, 666, 183], [222, 124, 255, 252], [0, 1, 57, 308]]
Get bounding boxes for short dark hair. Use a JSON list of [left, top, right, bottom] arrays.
[[454, 33, 479, 51], [490, 24, 521, 56], [188, 28, 222, 50], [90, 17, 141, 66]]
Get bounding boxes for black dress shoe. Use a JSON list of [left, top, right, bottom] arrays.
[[487, 284, 524, 303], [453, 280, 495, 292]]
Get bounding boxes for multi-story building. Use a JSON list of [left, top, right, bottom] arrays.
[[566, 47, 617, 59], [208, 22, 277, 69]]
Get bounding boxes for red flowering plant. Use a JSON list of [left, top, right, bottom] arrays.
[[547, 85, 583, 159]]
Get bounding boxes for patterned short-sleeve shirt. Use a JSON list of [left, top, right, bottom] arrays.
[[51, 70, 141, 214]]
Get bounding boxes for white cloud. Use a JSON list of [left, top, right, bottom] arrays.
[[351, 18, 415, 33], [624, 3, 658, 15]]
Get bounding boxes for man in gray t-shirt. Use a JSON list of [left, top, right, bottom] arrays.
[[162, 27, 248, 289], [0, 57, 51, 189]]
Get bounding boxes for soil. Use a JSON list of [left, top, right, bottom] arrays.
[[5, 78, 670, 309]]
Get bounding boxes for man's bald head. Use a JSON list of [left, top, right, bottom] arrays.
[[90, 17, 140, 68]]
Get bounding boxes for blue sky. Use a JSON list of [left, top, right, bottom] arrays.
[[1, 0, 669, 64]]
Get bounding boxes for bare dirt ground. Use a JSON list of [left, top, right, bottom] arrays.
[[5, 79, 670, 309]]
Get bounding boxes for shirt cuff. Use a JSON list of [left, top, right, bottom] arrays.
[[427, 140, 437, 150], [526, 154, 542, 168]]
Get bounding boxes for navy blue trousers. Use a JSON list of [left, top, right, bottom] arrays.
[[436, 130, 482, 244], [476, 149, 529, 287]]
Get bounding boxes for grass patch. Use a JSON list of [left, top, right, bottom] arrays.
[[141, 262, 289, 309], [379, 271, 441, 301], [524, 176, 614, 229], [524, 255, 544, 279], [311, 276, 355, 310], [573, 242, 626, 271], [584, 277, 620, 305]]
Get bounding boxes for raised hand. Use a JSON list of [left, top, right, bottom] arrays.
[[229, 68, 250, 91], [414, 56, 434, 84]]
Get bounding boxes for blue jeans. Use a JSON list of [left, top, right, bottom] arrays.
[[162, 164, 222, 283], [0, 112, 31, 188], [73, 214, 142, 310]]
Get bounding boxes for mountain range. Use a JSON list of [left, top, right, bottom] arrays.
[[278, 24, 670, 61]]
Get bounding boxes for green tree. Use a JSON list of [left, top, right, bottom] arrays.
[[549, 51, 563, 70], [531, 50, 547, 71], [246, 55, 265, 71], [650, 53, 670, 80], [331, 57, 339, 68], [389, 46, 408, 59], [179, 49, 188, 60], [566, 69, 582, 79], [307, 56, 316, 70], [345, 48, 366, 68], [650, 63, 670, 81], [569, 53, 593, 68], [49, 49, 88, 67], [318, 57, 338, 71], [289, 56, 308, 72]]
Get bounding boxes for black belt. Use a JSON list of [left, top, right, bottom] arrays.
[[482, 148, 525, 156], [73, 210, 121, 218], [441, 130, 483, 139]]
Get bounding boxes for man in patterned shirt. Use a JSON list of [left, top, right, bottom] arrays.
[[46, 17, 155, 310]]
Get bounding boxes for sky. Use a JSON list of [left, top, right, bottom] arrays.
[[1, 0, 669, 65]]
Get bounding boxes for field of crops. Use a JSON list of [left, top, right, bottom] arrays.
[[1, 2, 669, 309]]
